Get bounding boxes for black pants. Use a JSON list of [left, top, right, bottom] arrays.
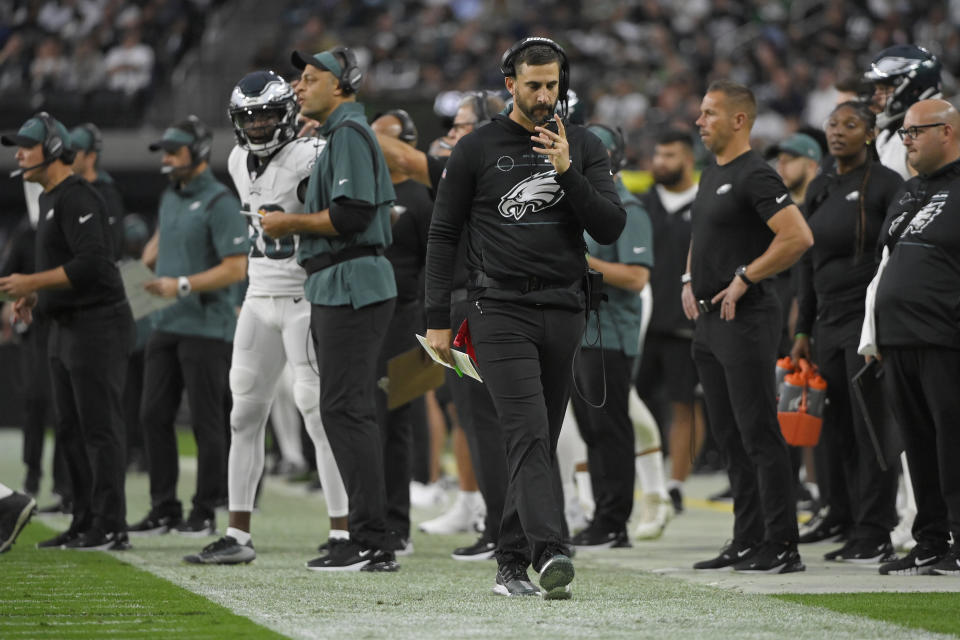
[[817, 343, 897, 541], [49, 304, 132, 533], [571, 348, 635, 531], [376, 300, 419, 543], [693, 300, 798, 544], [140, 331, 231, 521], [312, 299, 395, 550], [446, 298, 507, 543], [123, 348, 146, 461], [882, 347, 960, 550], [21, 317, 70, 496], [467, 299, 584, 571]]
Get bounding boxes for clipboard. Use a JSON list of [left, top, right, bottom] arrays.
[[385, 345, 446, 410], [851, 359, 903, 471]]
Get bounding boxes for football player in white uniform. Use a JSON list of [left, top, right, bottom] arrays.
[[184, 70, 347, 564], [864, 45, 942, 181]]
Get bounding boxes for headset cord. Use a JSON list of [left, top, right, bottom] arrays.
[[570, 307, 607, 409]]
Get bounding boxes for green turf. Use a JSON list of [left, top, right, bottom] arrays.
[[776, 592, 960, 638], [0, 521, 287, 640]]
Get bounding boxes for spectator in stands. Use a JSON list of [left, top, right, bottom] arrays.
[[104, 28, 154, 96], [64, 35, 106, 94], [29, 36, 68, 93]]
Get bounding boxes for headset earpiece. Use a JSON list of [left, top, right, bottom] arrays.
[[333, 46, 362, 94], [35, 111, 64, 161], [186, 114, 212, 163], [82, 123, 103, 153], [471, 92, 491, 127], [587, 123, 627, 171]]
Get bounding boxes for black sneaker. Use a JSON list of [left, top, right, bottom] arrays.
[[174, 516, 216, 537], [452, 536, 496, 561], [668, 486, 684, 514], [571, 525, 631, 550], [128, 511, 182, 536], [305, 540, 398, 572], [0, 492, 36, 553], [798, 508, 848, 544], [930, 547, 960, 576], [733, 541, 805, 574], [64, 529, 131, 551], [693, 540, 758, 571], [823, 539, 856, 561], [879, 544, 947, 575], [838, 539, 896, 564], [184, 536, 256, 565], [539, 554, 574, 600], [36, 528, 81, 549], [493, 563, 540, 597]]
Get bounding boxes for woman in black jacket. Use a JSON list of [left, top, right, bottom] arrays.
[[791, 100, 903, 563]]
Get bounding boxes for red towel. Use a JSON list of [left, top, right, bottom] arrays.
[[453, 319, 477, 364]]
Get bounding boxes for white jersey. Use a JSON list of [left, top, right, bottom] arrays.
[[875, 127, 911, 181], [228, 136, 325, 297]]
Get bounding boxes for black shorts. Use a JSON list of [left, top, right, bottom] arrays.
[[636, 332, 699, 405]]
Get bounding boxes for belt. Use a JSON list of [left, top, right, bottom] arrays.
[[52, 300, 129, 324], [302, 246, 383, 275], [469, 272, 575, 294], [697, 299, 719, 314]]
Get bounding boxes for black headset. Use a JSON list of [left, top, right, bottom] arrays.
[[587, 123, 627, 171], [467, 91, 492, 127], [384, 109, 417, 144], [78, 122, 103, 153], [35, 111, 66, 161], [332, 46, 363, 94], [499, 37, 570, 115], [185, 114, 212, 163]]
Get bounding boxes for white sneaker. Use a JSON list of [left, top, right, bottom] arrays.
[[409, 481, 448, 509], [634, 493, 674, 540], [419, 491, 484, 535], [891, 511, 917, 552], [565, 495, 589, 534]]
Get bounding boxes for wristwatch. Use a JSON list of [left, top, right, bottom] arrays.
[[680, 272, 692, 285], [177, 276, 192, 297], [735, 265, 753, 286]]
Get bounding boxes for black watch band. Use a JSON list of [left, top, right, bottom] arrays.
[[735, 265, 753, 286]]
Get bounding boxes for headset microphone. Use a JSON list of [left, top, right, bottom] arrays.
[[9, 157, 54, 178]]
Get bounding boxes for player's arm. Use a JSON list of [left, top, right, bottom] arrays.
[[424, 138, 476, 366], [142, 230, 159, 269], [376, 133, 431, 186], [587, 257, 649, 292], [742, 204, 813, 283]]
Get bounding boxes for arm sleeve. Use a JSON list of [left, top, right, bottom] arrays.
[[424, 139, 477, 329], [794, 249, 816, 336], [615, 201, 654, 268], [208, 191, 249, 259], [555, 132, 625, 245], [747, 165, 793, 222], [329, 197, 377, 235], [59, 188, 112, 290]]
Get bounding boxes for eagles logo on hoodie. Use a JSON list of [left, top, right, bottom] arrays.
[[498, 170, 565, 221]]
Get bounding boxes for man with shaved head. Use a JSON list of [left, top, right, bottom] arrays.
[[864, 98, 960, 576]]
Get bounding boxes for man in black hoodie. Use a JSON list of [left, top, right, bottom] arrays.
[[425, 37, 625, 600]]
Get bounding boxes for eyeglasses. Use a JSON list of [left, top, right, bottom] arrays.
[[450, 121, 476, 132], [896, 123, 946, 141]]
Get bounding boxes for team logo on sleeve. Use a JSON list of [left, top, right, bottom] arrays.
[[498, 170, 565, 220]]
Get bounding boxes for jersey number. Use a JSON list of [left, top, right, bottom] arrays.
[[244, 202, 295, 259]]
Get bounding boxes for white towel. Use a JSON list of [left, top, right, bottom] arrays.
[[858, 245, 891, 357]]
